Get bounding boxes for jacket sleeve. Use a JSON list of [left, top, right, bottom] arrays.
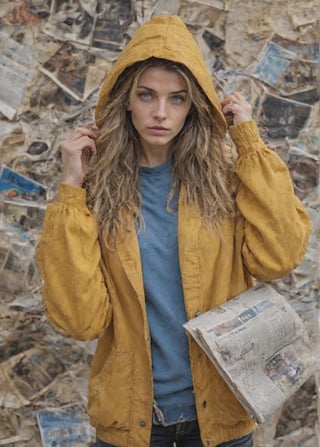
[[36, 183, 112, 340], [229, 120, 311, 281]]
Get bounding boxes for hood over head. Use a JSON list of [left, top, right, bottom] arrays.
[[95, 15, 227, 134]]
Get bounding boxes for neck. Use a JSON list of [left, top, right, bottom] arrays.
[[139, 148, 169, 167]]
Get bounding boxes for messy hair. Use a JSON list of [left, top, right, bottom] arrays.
[[84, 58, 235, 246]]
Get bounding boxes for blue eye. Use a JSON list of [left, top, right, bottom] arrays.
[[138, 92, 152, 100], [171, 95, 186, 104]]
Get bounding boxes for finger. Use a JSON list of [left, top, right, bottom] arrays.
[[61, 135, 97, 156], [233, 92, 248, 102], [221, 96, 233, 107], [85, 121, 98, 131], [229, 95, 243, 107], [231, 93, 252, 112], [232, 92, 242, 100], [222, 102, 237, 115], [227, 91, 244, 100], [72, 127, 97, 140], [75, 136, 97, 156]]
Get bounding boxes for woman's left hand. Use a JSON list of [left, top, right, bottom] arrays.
[[221, 92, 252, 127]]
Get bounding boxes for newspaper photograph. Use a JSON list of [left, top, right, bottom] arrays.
[[0, 164, 47, 201], [37, 408, 92, 447], [40, 42, 111, 102], [183, 284, 316, 424]]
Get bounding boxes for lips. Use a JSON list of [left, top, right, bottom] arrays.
[[147, 126, 169, 136]]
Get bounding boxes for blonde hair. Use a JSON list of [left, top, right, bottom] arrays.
[[84, 58, 235, 246]]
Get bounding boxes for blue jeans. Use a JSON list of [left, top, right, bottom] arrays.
[[95, 420, 253, 446]]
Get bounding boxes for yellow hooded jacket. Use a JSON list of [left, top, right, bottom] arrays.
[[36, 16, 311, 447]]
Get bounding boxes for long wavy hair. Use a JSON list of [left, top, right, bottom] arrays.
[[84, 58, 236, 246]]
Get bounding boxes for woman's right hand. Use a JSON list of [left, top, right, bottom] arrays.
[[61, 124, 97, 187]]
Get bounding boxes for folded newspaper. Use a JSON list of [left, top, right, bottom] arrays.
[[183, 283, 316, 424]]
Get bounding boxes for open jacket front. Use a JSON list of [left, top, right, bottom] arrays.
[[36, 15, 311, 447]]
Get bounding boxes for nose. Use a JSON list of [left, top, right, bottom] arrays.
[[153, 99, 167, 121]]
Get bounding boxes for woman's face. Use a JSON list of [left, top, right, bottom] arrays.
[[127, 66, 191, 165]]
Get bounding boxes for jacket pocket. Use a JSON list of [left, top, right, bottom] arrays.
[[199, 359, 250, 425], [88, 350, 134, 430], [210, 370, 250, 424]]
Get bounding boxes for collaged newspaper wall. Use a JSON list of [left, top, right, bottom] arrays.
[[0, 0, 319, 446]]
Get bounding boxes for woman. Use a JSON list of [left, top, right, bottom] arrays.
[[36, 15, 310, 447]]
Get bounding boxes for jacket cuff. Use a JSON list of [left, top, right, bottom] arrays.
[[57, 183, 87, 207], [229, 120, 264, 156]]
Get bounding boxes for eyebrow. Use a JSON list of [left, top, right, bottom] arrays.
[[136, 85, 188, 94]]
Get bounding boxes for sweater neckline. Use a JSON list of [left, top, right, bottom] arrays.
[[139, 159, 172, 176]]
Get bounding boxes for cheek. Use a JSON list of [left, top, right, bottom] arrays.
[[130, 115, 140, 134], [131, 106, 148, 125], [177, 109, 190, 128], [180, 102, 191, 119], [130, 110, 150, 138]]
